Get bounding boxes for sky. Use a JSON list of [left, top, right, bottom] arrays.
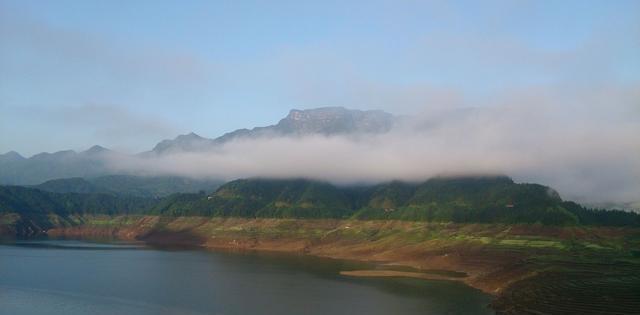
[[0, 0, 639, 207], [1, 0, 638, 155]]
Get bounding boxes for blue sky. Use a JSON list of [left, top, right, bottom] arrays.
[[1, 0, 638, 155]]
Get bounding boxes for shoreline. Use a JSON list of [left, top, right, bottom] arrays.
[[189, 239, 499, 296], [16, 215, 640, 314], [339, 270, 467, 282]]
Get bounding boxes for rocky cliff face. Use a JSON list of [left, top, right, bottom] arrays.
[[273, 107, 395, 136]]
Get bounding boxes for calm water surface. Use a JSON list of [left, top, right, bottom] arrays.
[[0, 240, 492, 315]]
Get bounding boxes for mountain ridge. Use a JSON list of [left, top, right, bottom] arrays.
[[0, 107, 395, 185], [147, 107, 395, 155]]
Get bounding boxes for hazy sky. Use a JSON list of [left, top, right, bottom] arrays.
[[1, 0, 639, 155]]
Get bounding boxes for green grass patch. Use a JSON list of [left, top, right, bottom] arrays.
[[499, 239, 566, 249], [0, 213, 19, 225], [583, 243, 608, 250]]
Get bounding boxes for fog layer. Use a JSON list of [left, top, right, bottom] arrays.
[[104, 86, 640, 206]]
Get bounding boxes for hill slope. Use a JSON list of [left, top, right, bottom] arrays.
[[2, 176, 638, 238], [152, 177, 640, 226], [0, 186, 154, 236], [33, 175, 222, 198]]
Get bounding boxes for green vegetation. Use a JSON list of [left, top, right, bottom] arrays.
[[151, 177, 640, 227], [2, 176, 637, 314], [0, 185, 154, 235], [33, 175, 222, 198], [2, 176, 639, 237], [0, 185, 153, 216]]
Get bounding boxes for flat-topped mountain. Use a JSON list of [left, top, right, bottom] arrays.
[[261, 107, 395, 136], [149, 107, 395, 154]]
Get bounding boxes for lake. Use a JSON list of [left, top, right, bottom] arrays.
[[0, 240, 493, 315]]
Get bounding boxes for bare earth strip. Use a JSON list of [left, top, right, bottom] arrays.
[[340, 270, 465, 282]]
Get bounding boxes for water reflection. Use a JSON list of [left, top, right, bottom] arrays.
[[0, 240, 493, 315]]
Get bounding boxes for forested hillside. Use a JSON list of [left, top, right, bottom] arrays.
[[2, 176, 638, 237], [0, 185, 154, 236], [154, 177, 639, 226], [33, 175, 222, 198]]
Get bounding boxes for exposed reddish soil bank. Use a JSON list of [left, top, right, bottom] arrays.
[[46, 216, 640, 314], [48, 216, 159, 241]]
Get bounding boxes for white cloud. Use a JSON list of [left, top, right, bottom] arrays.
[[104, 84, 640, 206]]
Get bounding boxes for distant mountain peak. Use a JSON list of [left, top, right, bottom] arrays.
[[284, 106, 379, 118], [286, 106, 348, 119], [83, 145, 109, 155], [1, 106, 399, 184], [176, 132, 205, 140], [0, 151, 25, 160], [151, 132, 213, 154], [276, 106, 395, 135]]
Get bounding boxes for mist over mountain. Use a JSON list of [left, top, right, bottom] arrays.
[[0, 107, 397, 184], [0, 146, 114, 185], [148, 107, 395, 155], [1, 105, 638, 211]]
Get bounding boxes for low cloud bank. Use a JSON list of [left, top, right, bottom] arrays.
[[104, 87, 640, 207]]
